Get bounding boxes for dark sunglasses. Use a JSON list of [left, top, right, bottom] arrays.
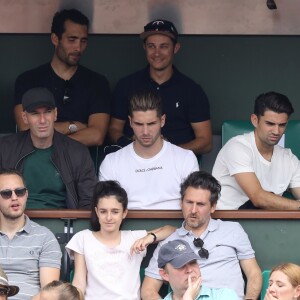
[[0, 187, 27, 199], [63, 80, 72, 104], [0, 287, 9, 295], [193, 238, 209, 259]]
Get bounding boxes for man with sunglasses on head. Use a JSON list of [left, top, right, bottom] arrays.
[[142, 171, 262, 300], [109, 19, 212, 155], [14, 9, 110, 147], [0, 87, 97, 209], [0, 169, 61, 300]]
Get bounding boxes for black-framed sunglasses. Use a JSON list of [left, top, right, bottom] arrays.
[[63, 80, 72, 104], [193, 238, 209, 259], [0, 287, 9, 295], [0, 187, 27, 200]]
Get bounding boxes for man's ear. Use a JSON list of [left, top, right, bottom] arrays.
[[159, 268, 169, 282], [251, 114, 258, 128], [210, 202, 217, 214], [174, 42, 180, 54], [51, 33, 59, 47], [161, 114, 166, 128], [54, 108, 58, 122], [22, 112, 28, 125], [129, 116, 132, 127]]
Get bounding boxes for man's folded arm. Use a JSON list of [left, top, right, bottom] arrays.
[[235, 172, 300, 209]]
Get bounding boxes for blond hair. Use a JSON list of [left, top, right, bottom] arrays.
[[271, 263, 300, 300], [41, 280, 84, 300]]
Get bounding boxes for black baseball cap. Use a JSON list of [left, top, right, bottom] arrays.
[[22, 87, 56, 112], [140, 19, 178, 41]]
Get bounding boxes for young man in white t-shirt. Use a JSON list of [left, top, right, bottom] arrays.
[[99, 91, 199, 209], [213, 91, 300, 210]]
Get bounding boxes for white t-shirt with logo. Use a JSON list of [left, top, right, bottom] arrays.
[[99, 141, 199, 209]]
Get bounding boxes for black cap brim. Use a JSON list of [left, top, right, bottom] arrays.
[[140, 31, 177, 41], [0, 284, 19, 297], [24, 103, 55, 112]]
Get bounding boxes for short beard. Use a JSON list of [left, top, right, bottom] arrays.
[[185, 219, 203, 229], [184, 214, 208, 230], [1, 210, 24, 221]]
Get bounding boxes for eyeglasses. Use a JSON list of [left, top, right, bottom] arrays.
[[0, 287, 9, 295], [63, 80, 72, 104], [193, 238, 209, 259], [0, 187, 27, 199]]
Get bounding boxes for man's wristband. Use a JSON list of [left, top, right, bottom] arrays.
[[117, 136, 132, 147], [148, 232, 157, 243]]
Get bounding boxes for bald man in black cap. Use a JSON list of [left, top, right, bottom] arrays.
[[0, 87, 97, 209]]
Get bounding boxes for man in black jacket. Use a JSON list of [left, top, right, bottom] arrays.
[[0, 87, 97, 208]]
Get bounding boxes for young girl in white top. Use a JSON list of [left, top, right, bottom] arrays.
[[66, 180, 175, 300]]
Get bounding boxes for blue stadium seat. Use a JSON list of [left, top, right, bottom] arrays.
[[260, 270, 270, 300]]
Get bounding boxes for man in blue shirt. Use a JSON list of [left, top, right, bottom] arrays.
[[158, 240, 238, 300]]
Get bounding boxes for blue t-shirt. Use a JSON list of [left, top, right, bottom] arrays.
[[163, 285, 238, 300]]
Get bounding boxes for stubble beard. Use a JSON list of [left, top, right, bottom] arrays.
[[57, 48, 79, 67], [184, 212, 210, 230], [1, 209, 24, 221]]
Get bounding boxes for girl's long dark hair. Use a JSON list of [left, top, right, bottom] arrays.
[[90, 181, 128, 231]]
